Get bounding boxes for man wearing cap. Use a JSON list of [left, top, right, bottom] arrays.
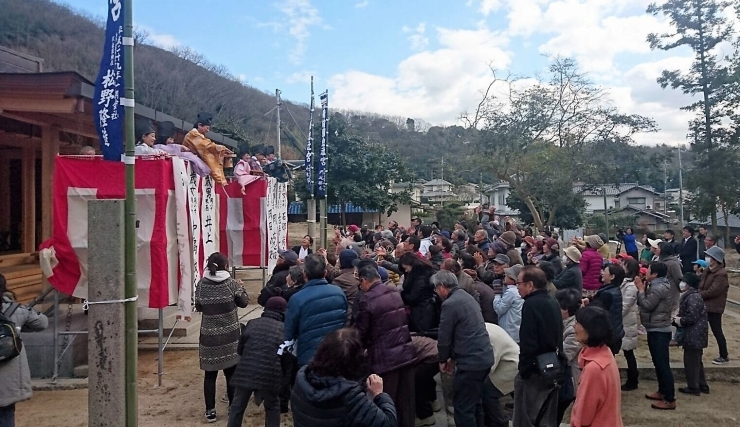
[[477, 254, 509, 289], [493, 264, 524, 343], [698, 246, 730, 365], [553, 246, 583, 293], [182, 112, 234, 186], [284, 254, 348, 366], [354, 259, 417, 427], [332, 249, 360, 323]]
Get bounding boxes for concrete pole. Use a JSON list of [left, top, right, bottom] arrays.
[[87, 200, 126, 427]]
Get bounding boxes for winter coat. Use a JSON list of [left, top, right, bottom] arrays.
[[355, 281, 417, 375], [592, 283, 625, 347], [195, 271, 249, 371], [284, 282, 305, 303], [0, 297, 49, 407], [476, 261, 499, 285], [679, 236, 698, 273], [677, 288, 708, 350], [660, 255, 683, 310], [506, 248, 524, 266], [332, 268, 360, 322], [570, 345, 624, 427], [619, 279, 639, 351], [493, 285, 523, 343], [518, 289, 564, 378], [400, 265, 439, 334], [580, 247, 603, 291], [562, 315, 582, 392], [553, 262, 583, 293], [623, 233, 638, 254], [697, 235, 707, 260], [540, 253, 563, 276], [637, 277, 673, 331], [232, 310, 286, 391], [698, 266, 729, 314], [284, 278, 348, 365], [257, 262, 294, 306], [291, 366, 397, 427], [475, 282, 498, 324], [438, 288, 495, 371]]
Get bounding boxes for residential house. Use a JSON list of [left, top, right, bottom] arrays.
[[611, 206, 672, 231], [421, 179, 455, 203], [484, 181, 521, 217], [573, 183, 661, 213], [390, 181, 424, 204]]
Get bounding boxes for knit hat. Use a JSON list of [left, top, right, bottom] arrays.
[[584, 235, 604, 249], [503, 264, 523, 281], [491, 241, 508, 255], [545, 238, 559, 251], [339, 249, 359, 269], [378, 267, 389, 282], [265, 296, 287, 313], [500, 231, 517, 247], [682, 272, 701, 289], [348, 224, 360, 234], [564, 246, 581, 263], [278, 249, 298, 264], [705, 246, 725, 264]]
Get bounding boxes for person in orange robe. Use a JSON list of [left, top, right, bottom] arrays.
[[182, 112, 233, 186]]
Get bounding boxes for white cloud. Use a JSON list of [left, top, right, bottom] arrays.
[[329, 24, 511, 125], [274, 0, 323, 64], [478, 0, 503, 16], [286, 71, 316, 84], [136, 25, 181, 50], [403, 23, 429, 51], [355, 0, 369, 8]]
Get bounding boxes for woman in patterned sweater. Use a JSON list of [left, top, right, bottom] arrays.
[[196, 252, 249, 423]]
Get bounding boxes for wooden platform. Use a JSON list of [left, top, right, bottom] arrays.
[[0, 252, 42, 304]]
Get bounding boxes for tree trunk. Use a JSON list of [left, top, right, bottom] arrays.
[[341, 201, 346, 227], [722, 205, 730, 249], [545, 206, 559, 227], [523, 196, 543, 230]]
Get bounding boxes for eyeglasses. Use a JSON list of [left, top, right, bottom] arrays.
[[515, 281, 531, 286]]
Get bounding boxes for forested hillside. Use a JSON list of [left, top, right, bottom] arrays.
[[0, 0, 690, 191]]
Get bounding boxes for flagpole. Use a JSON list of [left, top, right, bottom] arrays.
[[123, 0, 138, 425], [306, 77, 316, 249]]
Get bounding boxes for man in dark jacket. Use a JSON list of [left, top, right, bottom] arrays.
[[257, 250, 297, 306], [229, 297, 288, 427], [284, 254, 348, 366], [680, 226, 699, 274], [513, 266, 563, 427], [433, 270, 495, 427], [696, 226, 708, 260], [354, 259, 417, 427], [332, 249, 360, 322]]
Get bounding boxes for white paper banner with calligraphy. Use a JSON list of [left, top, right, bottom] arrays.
[[265, 178, 288, 274]]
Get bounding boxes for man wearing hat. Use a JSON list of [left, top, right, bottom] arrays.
[[354, 258, 417, 427], [331, 249, 360, 323], [476, 254, 509, 288], [499, 231, 524, 266], [134, 117, 165, 155], [493, 264, 524, 343], [698, 246, 730, 365], [153, 121, 214, 177], [182, 112, 234, 186], [553, 246, 583, 293]]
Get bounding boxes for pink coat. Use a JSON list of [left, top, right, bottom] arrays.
[[234, 159, 259, 188], [579, 247, 603, 291], [570, 345, 623, 427]]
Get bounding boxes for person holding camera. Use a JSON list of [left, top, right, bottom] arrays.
[[622, 228, 639, 260]]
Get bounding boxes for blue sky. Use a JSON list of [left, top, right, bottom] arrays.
[[63, 0, 732, 146]]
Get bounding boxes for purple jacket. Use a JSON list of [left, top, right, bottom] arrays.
[[580, 247, 603, 291], [355, 281, 417, 374]]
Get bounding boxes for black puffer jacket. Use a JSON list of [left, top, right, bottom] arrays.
[[232, 310, 286, 391], [258, 262, 294, 306], [401, 265, 439, 334], [291, 366, 397, 427], [592, 283, 625, 351]]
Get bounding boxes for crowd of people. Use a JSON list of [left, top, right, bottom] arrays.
[[1, 205, 733, 427], [189, 206, 733, 427]]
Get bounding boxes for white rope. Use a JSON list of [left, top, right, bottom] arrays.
[[83, 295, 138, 311]]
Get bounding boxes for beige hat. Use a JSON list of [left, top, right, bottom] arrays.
[[564, 246, 581, 263], [584, 235, 604, 250], [647, 238, 663, 249], [504, 264, 523, 281]]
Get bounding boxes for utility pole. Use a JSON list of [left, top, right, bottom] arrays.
[[122, 0, 138, 424], [441, 157, 444, 181], [275, 89, 282, 158], [663, 159, 668, 215], [479, 171, 484, 206], [602, 186, 609, 238], [678, 146, 684, 225]]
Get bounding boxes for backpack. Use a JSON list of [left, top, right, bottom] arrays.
[[0, 302, 23, 363]]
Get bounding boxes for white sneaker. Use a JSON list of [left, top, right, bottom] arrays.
[[204, 409, 217, 423]]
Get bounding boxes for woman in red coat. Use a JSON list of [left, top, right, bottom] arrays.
[[580, 235, 605, 296]]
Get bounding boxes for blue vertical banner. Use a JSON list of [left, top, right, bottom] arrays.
[[305, 90, 315, 196], [93, 0, 126, 161], [317, 91, 328, 198]]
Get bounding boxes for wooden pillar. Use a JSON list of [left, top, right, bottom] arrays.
[[22, 144, 36, 253], [0, 157, 9, 232], [41, 125, 59, 241]]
